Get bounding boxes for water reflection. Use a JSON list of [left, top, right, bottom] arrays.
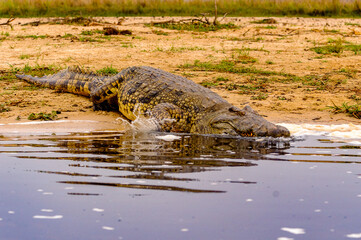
[[1, 131, 360, 240], [0, 132, 290, 193]]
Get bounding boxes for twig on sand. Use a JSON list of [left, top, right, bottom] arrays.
[[0, 17, 15, 29]]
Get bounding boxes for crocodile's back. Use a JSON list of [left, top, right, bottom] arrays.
[[116, 66, 229, 121]]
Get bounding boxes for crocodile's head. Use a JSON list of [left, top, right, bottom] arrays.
[[193, 105, 290, 138]]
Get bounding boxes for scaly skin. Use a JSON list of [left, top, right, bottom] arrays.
[[16, 66, 290, 137]]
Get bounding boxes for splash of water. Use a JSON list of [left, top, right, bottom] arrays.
[[116, 115, 159, 133], [280, 123, 361, 143]]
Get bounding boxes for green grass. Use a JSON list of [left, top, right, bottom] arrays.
[[1, 0, 361, 17], [327, 102, 361, 119], [16, 35, 48, 40], [311, 39, 361, 56], [251, 92, 268, 100], [231, 49, 258, 64], [0, 104, 10, 113], [345, 22, 360, 26], [96, 65, 118, 75], [311, 38, 344, 56], [256, 25, 277, 29], [19, 54, 31, 60], [28, 111, 59, 121], [150, 22, 238, 32], [9, 63, 62, 76], [152, 30, 169, 36], [180, 60, 293, 77]]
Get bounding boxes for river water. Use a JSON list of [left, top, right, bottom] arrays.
[[0, 122, 360, 240]]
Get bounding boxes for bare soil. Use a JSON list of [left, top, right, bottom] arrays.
[[1, 16, 361, 132]]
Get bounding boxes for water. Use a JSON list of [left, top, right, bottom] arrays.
[[0, 125, 360, 240]]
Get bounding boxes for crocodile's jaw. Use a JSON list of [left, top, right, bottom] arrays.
[[194, 105, 290, 138]]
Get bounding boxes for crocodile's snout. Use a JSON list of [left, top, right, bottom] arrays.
[[208, 105, 291, 138], [254, 124, 290, 138], [239, 106, 291, 138], [270, 125, 290, 137]]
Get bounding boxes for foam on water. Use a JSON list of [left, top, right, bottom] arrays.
[[33, 215, 63, 220], [155, 135, 182, 141], [347, 233, 361, 239], [281, 227, 306, 235], [280, 123, 361, 143]]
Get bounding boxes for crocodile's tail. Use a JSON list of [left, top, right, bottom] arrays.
[[15, 66, 105, 97]]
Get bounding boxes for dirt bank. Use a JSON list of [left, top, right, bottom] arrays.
[[1, 16, 361, 132]]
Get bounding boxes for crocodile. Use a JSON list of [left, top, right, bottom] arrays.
[[16, 66, 290, 137]]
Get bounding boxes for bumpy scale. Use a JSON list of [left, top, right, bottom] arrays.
[[16, 66, 290, 137]]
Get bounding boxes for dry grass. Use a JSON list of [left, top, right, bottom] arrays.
[[1, 0, 361, 17]]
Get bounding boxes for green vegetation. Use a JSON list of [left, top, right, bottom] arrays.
[[16, 35, 48, 40], [1, 0, 361, 17], [152, 30, 169, 36], [327, 102, 361, 119], [0, 31, 9, 41], [9, 63, 62, 76], [28, 110, 60, 121], [251, 92, 268, 100], [200, 77, 229, 88], [0, 104, 10, 113], [19, 54, 31, 60], [345, 22, 360, 26], [151, 22, 238, 32], [96, 65, 118, 75], [231, 49, 258, 64], [256, 25, 277, 29], [180, 60, 293, 77], [311, 39, 361, 56]]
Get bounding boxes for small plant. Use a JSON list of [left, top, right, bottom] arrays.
[[251, 93, 268, 100], [152, 29, 169, 36], [215, 77, 229, 82], [345, 44, 361, 55], [266, 60, 274, 65], [150, 22, 238, 32], [323, 28, 340, 34], [78, 36, 100, 42], [345, 22, 360, 26], [28, 111, 60, 121], [17, 35, 47, 39], [0, 104, 10, 113], [96, 66, 118, 75], [200, 76, 229, 88], [327, 102, 361, 119], [9, 63, 61, 76], [311, 38, 344, 56], [20, 54, 31, 60], [62, 33, 74, 38], [256, 25, 277, 29], [81, 30, 95, 36], [230, 49, 257, 64], [200, 80, 219, 88], [121, 43, 134, 48], [251, 18, 277, 24], [180, 60, 292, 77]]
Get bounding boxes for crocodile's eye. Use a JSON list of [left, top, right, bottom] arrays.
[[228, 106, 245, 116]]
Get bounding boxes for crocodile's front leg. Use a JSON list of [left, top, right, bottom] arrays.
[[90, 74, 124, 111], [150, 103, 191, 133]]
